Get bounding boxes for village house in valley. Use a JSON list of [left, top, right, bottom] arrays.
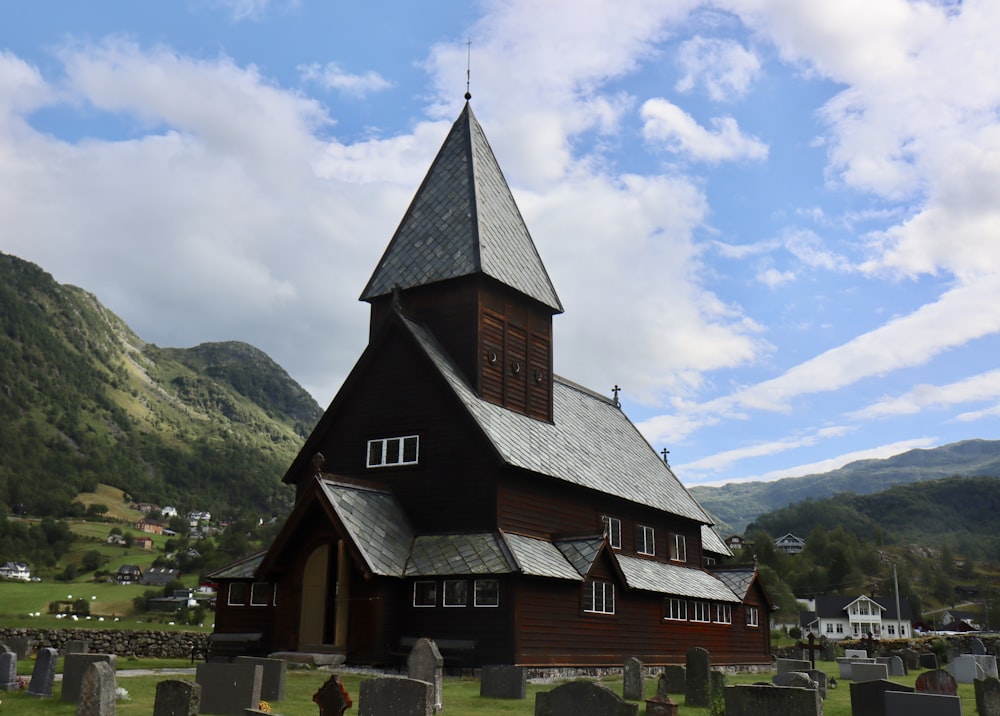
[[800, 595, 914, 640], [210, 101, 773, 668]]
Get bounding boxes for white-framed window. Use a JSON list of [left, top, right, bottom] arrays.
[[887, 624, 896, 635], [413, 580, 436, 607], [227, 582, 248, 606], [637, 525, 655, 556], [691, 600, 710, 623], [601, 515, 622, 550], [367, 435, 419, 468], [900, 624, 907, 636], [474, 579, 499, 607], [250, 582, 270, 607], [836, 623, 844, 634], [747, 606, 759, 628], [714, 603, 732, 624], [825, 622, 833, 634], [671, 533, 687, 562], [665, 597, 687, 621], [443, 580, 468, 607], [584, 580, 615, 615]]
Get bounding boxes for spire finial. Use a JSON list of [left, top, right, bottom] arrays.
[[465, 37, 472, 100], [612, 385, 621, 408]]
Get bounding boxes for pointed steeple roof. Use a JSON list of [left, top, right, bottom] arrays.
[[360, 103, 563, 313]]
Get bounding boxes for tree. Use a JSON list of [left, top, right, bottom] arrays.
[[81, 550, 102, 572]]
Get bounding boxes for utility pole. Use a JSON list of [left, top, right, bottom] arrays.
[[893, 563, 903, 638]]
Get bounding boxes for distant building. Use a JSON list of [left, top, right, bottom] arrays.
[[726, 535, 754, 551], [940, 610, 980, 631], [0, 562, 31, 580], [116, 565, 143, 585], [107, 534, 127, 546], [133, 536, 153, 550], [774, 533, 806, 554], [161, 506, 179, 518], [133, 502, 160, 513], [135, 518, 164, 535], [142, 567, 180, 587], [800, 595, 914, 640]]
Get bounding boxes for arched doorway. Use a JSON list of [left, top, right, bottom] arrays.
[[298, 541, 350, 652]]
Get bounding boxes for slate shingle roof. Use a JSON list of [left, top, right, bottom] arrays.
[[504, 533, 583, 581], [616, 554, 740, 603], [400, 315, 712, 523], [360, 103, 562, 313], [405, 533, 513, 576], [712, 568, 757, 600], [702, 525, 733, 557], [207, 551, 265, 580], [318, 480, 413, 577]]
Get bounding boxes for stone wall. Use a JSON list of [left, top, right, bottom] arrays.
[[0, 627, 209, 659]]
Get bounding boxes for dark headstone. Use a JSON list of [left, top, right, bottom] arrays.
[[235, 656, 286, 701], [914, 668, 958, 696], [976, 677, 1000, 716], [360, 676, 434, 716], [313, 674, 352, 716], [27, 647, 58, 698], [623, 657, 643, 701], [644, 694, 678, 716], [684, 646, 710, 706], [77, 661, 116, 716], [849, 678, 914, 716], [918, 653, 939, 670], [805, 669, 828, 699], [64, 640, 89, 655], [534, 680, 638, 716], [723, 684, 821, 716], [899, 648, 919, 672], [480, 665, 526, 699], [62, 654, 117, 703], [0, 652, 17, 691], [196, 662, 263, 715], [0, 637, 30, 660], [883, 655, 906, 677], [662, 665, 685, 694], [884, 690, 962, 716], [407, 637, 443, 712], [154, 679, 202, 716], [971, 637, 988, 655], [710, 669, 726, 702]]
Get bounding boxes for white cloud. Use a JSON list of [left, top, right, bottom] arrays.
[[207, 0, 299, 22], [641, 98, 768, 162], [675, 36, 761, 101], [299, 62, 392, 97], [851, 368, 1000, 420]]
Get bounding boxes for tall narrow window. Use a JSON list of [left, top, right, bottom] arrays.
[[413, 581, 436, 607], [584, 580, 615, 614], [601, 515, 621, 550], [665, 597, 687, 621], [714, 603, 732, 624], [474, 579, 499, 607], [671, 533, 687, 562], [746, 606, 759, 627], [691, 600, 710, 622], [637, 525, 655, 556], [367, 436, 419, 468], [443, 580, 468, 607]]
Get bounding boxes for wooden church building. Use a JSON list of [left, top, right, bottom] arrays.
[[210, 101, 773, 668]]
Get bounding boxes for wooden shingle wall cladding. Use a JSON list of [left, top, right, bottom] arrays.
[[308, 326, 500, 533]]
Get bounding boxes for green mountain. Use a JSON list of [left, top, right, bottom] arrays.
[[691, 439, 1000, 536], [0, 252, 322, 518]]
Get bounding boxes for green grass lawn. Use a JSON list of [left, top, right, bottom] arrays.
[[0, 659, 980, 716]]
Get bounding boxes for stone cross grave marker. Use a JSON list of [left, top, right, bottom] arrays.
[[153, 679, 202, 716], [407, 637, 443, 712], [77, 661, 117, 716], [359, 676, 434, 716], [796, 632, 823, 668], [860, 633, 878, 657], [685, 646, 710, 707], [27, 646, 58, 698], [313, 674, 352, 716]]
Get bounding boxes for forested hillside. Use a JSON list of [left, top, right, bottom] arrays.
[[692, 439, 1000, 535], [0, 252, 322, 519]]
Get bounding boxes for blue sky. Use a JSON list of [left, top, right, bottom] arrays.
[[3, 0, 999, 489]]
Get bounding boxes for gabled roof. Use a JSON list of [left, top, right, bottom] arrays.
[[360, 102, 562, 313], [208, 550, 266, 580], [616, 554, 740, 603], [810, 594, 914, 620], [713, 568, 758, 600], [400, 314, 713, 523], [701, 525, 733, 557]]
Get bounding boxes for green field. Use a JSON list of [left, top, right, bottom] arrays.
[[0, 660, 980, 716]]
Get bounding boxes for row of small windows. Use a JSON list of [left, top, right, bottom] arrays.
[[601, 515, 686, 562], [585, 581, 758, 628], [413, 579, 499, 608], [228, 582, 275, 607], [367, 435, 419, 468]]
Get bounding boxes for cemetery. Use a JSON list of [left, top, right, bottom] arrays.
[[2, 634, 999, 715]]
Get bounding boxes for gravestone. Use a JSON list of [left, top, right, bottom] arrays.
[[971, 637, 987, 655], [723, 684, 821, 716], [313, 674, 352, 716], [849, 678, 914, 716], [534, 680, 638, 716], [772, 671, 815, 690], [77, 661, 116, 716], [62, 653, 117, 703], [644, 693, 678, 716], [407, 637, 443, 713], [776, 658, 812, 674], [949, 653, 999, 683], [883, 655, 906, 677], [0, 652, 17, 691], [837, 656, 875, 679], [684, 646, 710, 707], [235, 656, 286, 701], [153, 679, 202, 716], [851, 661, 889, 682], [918, 653, 939, 670], [821, 642, 838, 661], [1, 636, 30, 660], [623, 657, 643, 701], [360, 676, 434, 716], [900, 648, 920, 671], [480, 665, 526, 699], [884, 689, 962, 716], [844, 648, 868, 659], [662, 665, 685, 694], [27, 647, 58, 698], [807, 669, 828, 699], [64, 640, 89, 655], [709, 669, 726, 703], [196, 662, 263, 715], [914, 668, 958, 696], [976, 677, 1000, 716]]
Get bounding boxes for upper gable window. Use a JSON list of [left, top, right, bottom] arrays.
[[584, 579, 615, 615], [637, 525, 655, 556], [601, 515, 622, 550], [367, 436, 419, 468], [671, 533, 687, 563]]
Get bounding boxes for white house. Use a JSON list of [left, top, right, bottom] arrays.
[[0, 562, 31, 580], [801, 595, 914, 640], [161, 506, 178, 518], [775, 533, 806, 554]]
